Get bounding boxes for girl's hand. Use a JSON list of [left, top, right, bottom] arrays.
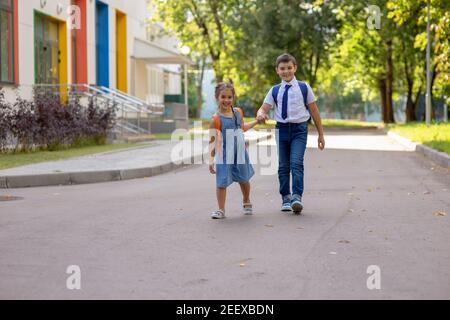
[[209, 164, 216, 174], [318, 135, 325, 150]]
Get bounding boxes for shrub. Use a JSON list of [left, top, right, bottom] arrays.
[[0, 87, 117, 153]]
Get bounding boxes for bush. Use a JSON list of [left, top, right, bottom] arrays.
[[0, 87, 116, 153]]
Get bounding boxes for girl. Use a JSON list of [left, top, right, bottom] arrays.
[[209, 82, 262, 219]]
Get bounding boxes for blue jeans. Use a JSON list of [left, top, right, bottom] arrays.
[[275, 121, 308, 198]]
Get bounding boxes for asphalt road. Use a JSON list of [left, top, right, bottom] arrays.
[[1, 131, 449, 299]]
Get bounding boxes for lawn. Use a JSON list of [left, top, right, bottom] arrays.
[[387, 122, 450, 155], [0, 142, 155, 170], [190, 117, 382, 130]]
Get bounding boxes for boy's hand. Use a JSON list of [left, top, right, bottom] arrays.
[[209, 164, 216, 174], [318, 135, 325, 150], [256, 114, 268, 124]]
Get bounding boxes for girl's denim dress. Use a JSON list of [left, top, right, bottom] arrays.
[[215, 109, 255, 188]]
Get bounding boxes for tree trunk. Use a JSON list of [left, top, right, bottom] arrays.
[[405, 83, 416, 122], [196, 57, 206, 118], [430, 66, 438, 121], [379, 78, 388, 122], [385, 40, 395, 123]]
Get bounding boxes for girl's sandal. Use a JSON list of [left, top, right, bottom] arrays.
[[243, 203, 253, 215]]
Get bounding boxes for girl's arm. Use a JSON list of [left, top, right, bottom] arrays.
[[208, 118, 217, 174], [243, 119, 259, 132]]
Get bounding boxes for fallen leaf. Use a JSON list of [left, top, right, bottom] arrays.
[[265, 224, 274, 228], [296, 226, 304, 229], [434, 211, 447, 217], [239, 263, 246, 267], [329, 252, 337, 255], [347, 193, 354, 196], [423, 191, 431, 195], [367, 188, 372, 192], [338, 240, 350, 244], [348, 209, 354, 213]]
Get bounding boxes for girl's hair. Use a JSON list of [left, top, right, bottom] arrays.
[[215, 82, 236, 100]]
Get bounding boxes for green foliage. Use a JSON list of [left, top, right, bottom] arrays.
[[153, 0, 449, 120]]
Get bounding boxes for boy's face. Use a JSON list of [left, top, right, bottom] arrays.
[[276, 61, 297, 82], [217, 89, 234, 109]]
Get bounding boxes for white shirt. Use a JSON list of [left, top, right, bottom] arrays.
[[263, 76, 316, 123]]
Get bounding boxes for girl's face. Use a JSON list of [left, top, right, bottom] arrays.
[[217, 89, 234, 109]]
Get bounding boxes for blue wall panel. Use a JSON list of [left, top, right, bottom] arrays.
[[96, 1, 109, 87]]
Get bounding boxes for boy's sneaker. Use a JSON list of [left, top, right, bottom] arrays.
[[291, 195, 303, 214], [281, 195, 292, 212], [243, 203, 253, 215], [211, 210, 225, 219]]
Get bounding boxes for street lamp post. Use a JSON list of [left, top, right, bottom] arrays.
[[426, 0, 432, 126]]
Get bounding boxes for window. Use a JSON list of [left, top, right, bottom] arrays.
[[0, 0, 14, 83]]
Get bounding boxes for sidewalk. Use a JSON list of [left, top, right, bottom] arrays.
[[0, 130, 273, 189]]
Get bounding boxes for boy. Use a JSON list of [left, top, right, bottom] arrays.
[[256, 53, 325, 214]]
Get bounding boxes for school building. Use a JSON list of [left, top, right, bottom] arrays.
[[0, 0, 192, 133]]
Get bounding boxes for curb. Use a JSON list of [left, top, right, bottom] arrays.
[[387, 131, 450, 169], [0, 133, 273, 189]]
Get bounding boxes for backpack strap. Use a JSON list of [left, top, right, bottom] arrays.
[[298, 81, 309, 110], [213, 112, 221, 132], [272, 82, 309, 110], [272, 84, 282, 107], [234, 107, 244, 126]]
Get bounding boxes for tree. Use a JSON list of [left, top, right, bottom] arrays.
[[152, 0, 240, 83], [389, 0, 450, 119], [227, 0, 340, 108], [324, 0, 398, 123]]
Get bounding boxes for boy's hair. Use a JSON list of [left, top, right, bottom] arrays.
[[215, 82, 236, 100], [276, 53, 297, 68]]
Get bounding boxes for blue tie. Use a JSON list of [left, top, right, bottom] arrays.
[[281, 84, 292, 120]]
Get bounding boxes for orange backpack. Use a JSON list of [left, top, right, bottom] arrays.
[[213, 107, 244, 131]]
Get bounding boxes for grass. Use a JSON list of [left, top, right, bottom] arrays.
[[0, 142, 155, 170], [190, 117, 382, 130], [320, 119, 382, 128], [387, 122, 450, 155]]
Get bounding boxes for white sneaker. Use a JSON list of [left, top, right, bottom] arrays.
[[243, 203, 253, 215], [211, 210, 225, 219]]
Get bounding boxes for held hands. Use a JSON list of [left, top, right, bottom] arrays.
[[209, 164, 216, 174], [256, 113, 268, 124]]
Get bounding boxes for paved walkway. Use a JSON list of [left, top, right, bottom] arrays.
[[0, 129, 448, 299], [0, 130, 273, 188]]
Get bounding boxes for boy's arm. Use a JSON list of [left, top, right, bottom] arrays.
[[256, 103, 272, 122], [308, 102, 325, 150]]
